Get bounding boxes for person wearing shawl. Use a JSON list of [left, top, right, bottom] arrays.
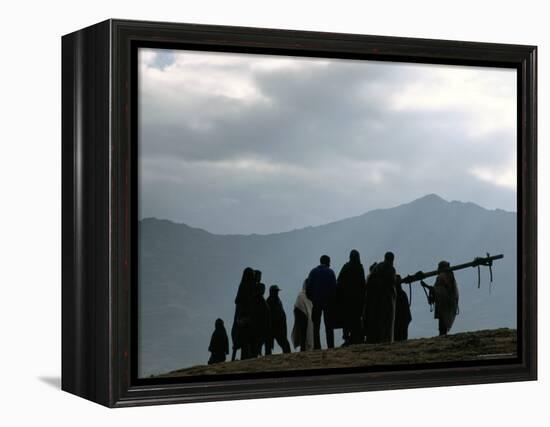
[[364, 252, 397, 344], [231, 267, 256, 360], [292, 279, 314, 351], [337, 249, 367, 346], [421, 261, 459, 336], [208, 318, 229, 364], [266, 285, 291, 354], [393, 275, 412, 341], [250, 282, 271, 357]]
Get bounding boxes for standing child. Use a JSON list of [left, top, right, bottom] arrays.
[[208, 318, 229, 364]]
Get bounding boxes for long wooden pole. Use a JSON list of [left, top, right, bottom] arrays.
[[400, 254, 504, 284]]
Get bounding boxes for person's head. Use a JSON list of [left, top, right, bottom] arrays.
[[438, 260, 451, 273], [384, 251, 395, 266], [320, 255, 331, 267], [269, 285, 281, 297], [254, 269, 262, 283], [215, 318, 224, 329], [242, 267, 255, 283], [369, 262, 377, 273], [349, 249, 360, 264], [257, 282, 266, 296]]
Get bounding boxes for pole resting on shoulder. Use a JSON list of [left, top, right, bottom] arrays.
[[400, 253, 504, 285]]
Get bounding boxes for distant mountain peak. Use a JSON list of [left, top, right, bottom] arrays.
[[408, 193, 448, 205]]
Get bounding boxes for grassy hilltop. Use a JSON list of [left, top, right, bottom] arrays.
[[157, 328, 516, 378]]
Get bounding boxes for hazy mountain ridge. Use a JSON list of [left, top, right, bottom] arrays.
[[141, 194, 515, 237], [138, 194, 517, 377]]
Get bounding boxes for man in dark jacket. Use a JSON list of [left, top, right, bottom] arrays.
[[337, 249, 367, 346], [208, 318, 229, 364], [266, 285, 291, 354], [394, 275, 412, 341], [306, 255, 337, 349]]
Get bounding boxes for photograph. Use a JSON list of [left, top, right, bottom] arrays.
[[0, 0, 543, 421], [137, 47, 518, 379]]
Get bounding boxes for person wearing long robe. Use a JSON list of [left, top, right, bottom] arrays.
[[208, 318, 229, 364], [364, 252, 397, 344], [362, 262, 377, 343], [393, 275, 412, 341], [266, 285, 291, 354], [250, 282, 271, 357], [292, 280, 314, 351], [232, 267, 255, 360], [422, 261, 459, 336], [337, 249, 367, 346]]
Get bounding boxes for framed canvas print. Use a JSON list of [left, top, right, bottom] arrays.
[[61, 19, 537, 407]]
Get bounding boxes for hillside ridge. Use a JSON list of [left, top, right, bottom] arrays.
[[157, 328, 517, 378]]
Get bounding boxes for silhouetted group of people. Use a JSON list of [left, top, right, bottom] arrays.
[[211, 268, 292, 363], [208, 251, 459, 364], [303, 251, 412, 349]]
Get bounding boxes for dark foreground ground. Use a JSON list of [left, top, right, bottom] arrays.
[[157, 328, 516, 378]]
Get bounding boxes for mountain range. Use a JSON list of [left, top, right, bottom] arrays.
[[138, 194, 517, 377]]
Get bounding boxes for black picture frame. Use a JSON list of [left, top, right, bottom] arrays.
[[61, 19, 537, 408]]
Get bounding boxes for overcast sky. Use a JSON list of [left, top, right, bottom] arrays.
[[138, 48, 517, 235]]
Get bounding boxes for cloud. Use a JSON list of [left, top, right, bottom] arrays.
[[138, 48, 517, 234]]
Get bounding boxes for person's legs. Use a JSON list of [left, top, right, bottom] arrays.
[[241, 344, 249, 360], [276, 335, 291, 353], [254, 337, 262, 357], [342, 326, 350, 346], [438, 319, 447, 336], [300, 316, 307, 351], [323, 307, 335, 348], [312, 305, 322, 350], [350, 315, 363, 344], [265, 337, 273, 356]]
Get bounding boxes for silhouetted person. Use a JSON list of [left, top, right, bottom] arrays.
[[393, 275, 412, 341], [292, 279, 314, 351], [306, 255, 337, 349], [337, 249, 367, 346], [254, 269, 263, 286], [250, 282, 271, 357], [266, 285, 291, 354], [232, 267, 256, 360], [362, 262, 378, 344], [364, 252, 397, 343], [421, 261, 459, 336], [208, 318, 229, 364]]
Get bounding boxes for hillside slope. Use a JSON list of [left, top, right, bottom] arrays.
[[158, 328, 516, 378]]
